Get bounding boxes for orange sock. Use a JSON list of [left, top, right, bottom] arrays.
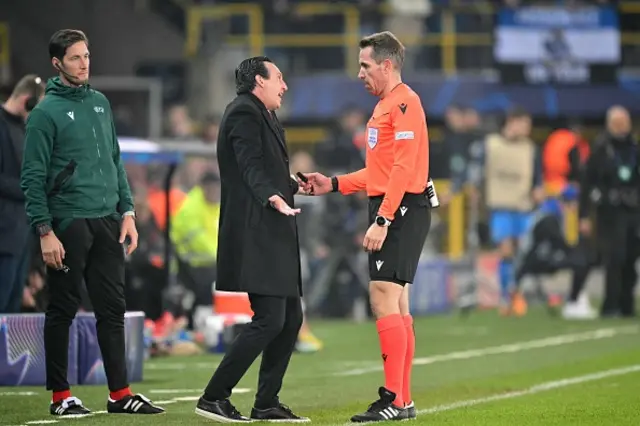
[[109, 386, 132, 401], [403, 315, 415, 405], [376, 313, 407, 407]]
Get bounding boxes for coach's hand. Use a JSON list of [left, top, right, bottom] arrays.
[[363, 223, 388, 252], [41, 233, 65, 269], [269, 195, 301, 216], [120, 215, 139, 255], [302, 172, 333, 196]]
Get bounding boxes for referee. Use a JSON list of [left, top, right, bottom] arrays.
[[302, 32, 430, 422], [21, 29, 164, 416]]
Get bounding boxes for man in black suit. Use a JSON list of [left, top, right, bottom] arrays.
[[195, 56, 310, 423], [0, 74, 45, 313]]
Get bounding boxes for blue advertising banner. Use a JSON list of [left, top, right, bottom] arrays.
[[0, 315, 78, 386], [0, 312, 144, 387], [494, 6, 620, 84]]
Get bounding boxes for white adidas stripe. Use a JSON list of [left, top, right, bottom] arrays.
[[123, 398, 133, 411], [379, 407, 399, 420]]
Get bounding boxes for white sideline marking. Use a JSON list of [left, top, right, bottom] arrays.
[[0, 392, 38, 396], [419, 364, 640, 415], [149, 387, 251, 395], [146, 362, 214, 370], [337, 326, 639, 376]]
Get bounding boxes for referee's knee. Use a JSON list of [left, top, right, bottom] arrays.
[[369, 280, 404, 319]]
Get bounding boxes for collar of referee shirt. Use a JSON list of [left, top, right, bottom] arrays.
[[46, 76, 90, 101]]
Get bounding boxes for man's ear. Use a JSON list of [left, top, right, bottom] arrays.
[[255, 75, 264, 88], [383, 58, 393, 74]]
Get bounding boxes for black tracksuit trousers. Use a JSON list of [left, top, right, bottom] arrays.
[[45, 216, 128, 392], [598, 211, 640, 317]]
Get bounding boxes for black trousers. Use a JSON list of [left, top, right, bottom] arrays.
[[45, 216, 128, 392], [598, 211, 640, 317], [204, 294, 303, 408]]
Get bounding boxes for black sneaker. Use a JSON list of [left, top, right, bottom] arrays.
[[250, 403, 310, 423], [351, 387, 404, 423], [400, 401, 417, 420], [50, 397, 91, 416], [107, 394, 165, 414], [195, 396, 251, 423]]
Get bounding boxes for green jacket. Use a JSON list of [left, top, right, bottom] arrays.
[[21, 77, 133, 229]]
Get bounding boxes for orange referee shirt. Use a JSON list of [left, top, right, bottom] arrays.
[[336, 83, 429, 220]]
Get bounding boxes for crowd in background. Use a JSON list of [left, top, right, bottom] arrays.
[[0, 0, 638, 358]]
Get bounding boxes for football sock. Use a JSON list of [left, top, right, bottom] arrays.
[[376, 313, 407, 407], [52, 390, 71, 403], [402, 314, 415, 405], [109, 386, 132, 401]]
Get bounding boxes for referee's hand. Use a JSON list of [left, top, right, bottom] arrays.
[[269, 195, 301, 216], [363, 223, 388, 252], [40, 233, 66, 270]]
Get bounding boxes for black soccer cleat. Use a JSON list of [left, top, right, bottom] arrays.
[[195, 396, 251, 423], [351, 387, 404, 423], [107, 394, 165, 414], [250, 403, 310, 423], [50, 396, 91, 416], [400, 401, 417, 420]]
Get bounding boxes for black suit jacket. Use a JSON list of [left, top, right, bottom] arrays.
[[215, 93, 302, 297], [0, 107, 30, 255]]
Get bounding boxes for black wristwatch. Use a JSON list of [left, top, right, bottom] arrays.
[[331, 176, 339, 193], [36, 223, 52, 237], [375, 216, 392, 227]]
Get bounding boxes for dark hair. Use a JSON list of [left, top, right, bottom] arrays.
[[359, 31, 405, 69], [235, 56, 272, 95], [49, 29, 89, 60], [11, 74, 45, 99], [505, 106, 531, 121]]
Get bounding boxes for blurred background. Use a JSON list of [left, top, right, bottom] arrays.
[[1, 0, 638, 354]]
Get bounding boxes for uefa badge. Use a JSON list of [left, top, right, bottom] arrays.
[[367, 128, 378, 149]]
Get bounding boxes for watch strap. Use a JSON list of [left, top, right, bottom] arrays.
[[36, 223, 52, 237], [375, 215, 392, 227], [331, 176, 339, 193]]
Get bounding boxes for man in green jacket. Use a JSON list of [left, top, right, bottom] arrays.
[[20, 29, 164, 417]]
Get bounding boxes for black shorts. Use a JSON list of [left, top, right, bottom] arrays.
[[368, 192, 432, 286]]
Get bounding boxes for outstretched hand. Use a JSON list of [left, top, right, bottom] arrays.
[[269, 194, 301, 216]]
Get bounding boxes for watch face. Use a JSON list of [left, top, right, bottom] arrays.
[[376, 216, 386, 226]]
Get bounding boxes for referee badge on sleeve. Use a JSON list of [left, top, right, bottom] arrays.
[[367, 127, 379, 149]]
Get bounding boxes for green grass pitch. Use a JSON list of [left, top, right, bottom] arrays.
[[1, 308, 639, 425]]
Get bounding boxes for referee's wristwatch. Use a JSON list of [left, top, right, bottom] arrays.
[[36, 223, 53, 237], [375, 216, 392, 227]]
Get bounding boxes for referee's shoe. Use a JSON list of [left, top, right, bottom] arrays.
[[351, 387, 405, 422]]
